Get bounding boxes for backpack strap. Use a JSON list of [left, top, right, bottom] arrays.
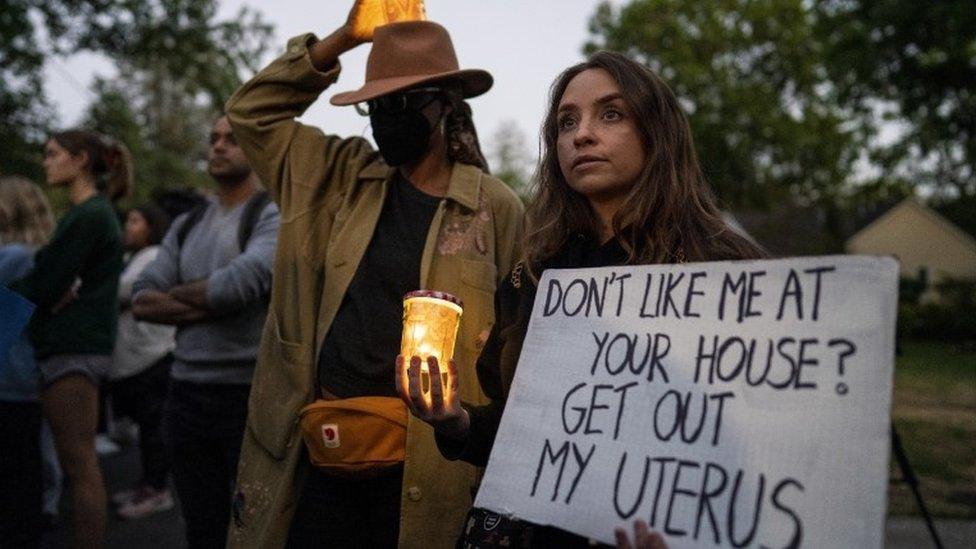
[[173, 204, 206, 285], [237, 191, 271, 252], [173, 191, 270, 284], [175, 203, 207, 249]]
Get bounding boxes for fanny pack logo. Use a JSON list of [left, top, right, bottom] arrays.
[[321, 423, 340, 448]]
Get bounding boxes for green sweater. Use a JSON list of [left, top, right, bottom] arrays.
[[14, 195, 123, 359]]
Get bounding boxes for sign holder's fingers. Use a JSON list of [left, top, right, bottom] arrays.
[[428, 356, 445, 413], [648, 532, 667, 549], [614, 527, 632, 549], [632, 521, 651, 548]]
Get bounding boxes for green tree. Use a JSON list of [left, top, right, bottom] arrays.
[[815, 0, 976, 198], [585, 0, 860, 214], [0, 0, 89, 178], [84, 72, 211, 208], [87, 1, 274, 208], [489, 120, 535, 198], [1, 1, 273, 207], [1, 0, 162, 178], [81, 0, 273, 110]]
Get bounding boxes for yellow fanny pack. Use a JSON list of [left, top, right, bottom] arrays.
[[298, 396, 408, 478]]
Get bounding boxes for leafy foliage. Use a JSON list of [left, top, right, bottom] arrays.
[[489, 121, 534, 198], [585, 0, 976, 208], [815, 0, 976, 198], [0, 0, 274, 209], [585, 0, 860, 210]]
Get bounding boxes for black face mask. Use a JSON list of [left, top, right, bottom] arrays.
[[370, 107, 435, 167]]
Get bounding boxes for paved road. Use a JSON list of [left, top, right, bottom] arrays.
[[40, 445, 184, 549], [885, 516, 976, 549], [40, 444, 974, 548]]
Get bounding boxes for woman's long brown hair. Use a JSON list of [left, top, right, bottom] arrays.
[[525, 51, 765, 276]]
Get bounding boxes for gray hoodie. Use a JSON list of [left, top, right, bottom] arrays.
[[133, 197, 279, 384]]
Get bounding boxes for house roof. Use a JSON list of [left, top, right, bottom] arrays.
[[845, 197, 976, 253]]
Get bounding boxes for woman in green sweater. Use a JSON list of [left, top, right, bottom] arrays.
[[14, 129, 130, 549]]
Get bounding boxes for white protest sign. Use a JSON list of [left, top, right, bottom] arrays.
[[475, 255, 898, 548]]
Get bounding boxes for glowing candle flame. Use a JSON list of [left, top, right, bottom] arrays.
[[350, 0, 428, 41], [401, 291, 462, 395]]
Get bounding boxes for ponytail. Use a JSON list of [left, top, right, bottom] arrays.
[[442, 87, 490, 173], [49, 129, 133, 203], [101, 138, 132, 203]]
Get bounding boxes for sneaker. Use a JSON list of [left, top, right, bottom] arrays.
[[108, 417, 140, 446], [116, 486, 174, 520], [40, 511, 58, 532], [95, 434, 121, 456], [111, 485, 141, 506]]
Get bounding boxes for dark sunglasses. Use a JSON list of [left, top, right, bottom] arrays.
[[356, 87, 443, 116]]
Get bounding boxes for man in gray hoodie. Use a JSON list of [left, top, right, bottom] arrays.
[[133, 115, 279, 549]]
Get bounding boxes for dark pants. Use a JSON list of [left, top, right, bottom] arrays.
[[286, 465, 403, 549], [0, 400, 42, 549], [163, 380, 249, 549], [110, 355, 171, 489]]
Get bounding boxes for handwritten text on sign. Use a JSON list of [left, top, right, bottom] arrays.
[[475, 256, 898, 548]]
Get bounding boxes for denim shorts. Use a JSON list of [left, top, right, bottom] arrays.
[[37, 354, 110, 389]]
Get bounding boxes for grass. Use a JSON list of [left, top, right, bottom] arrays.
[[888, 341, 976, 518]]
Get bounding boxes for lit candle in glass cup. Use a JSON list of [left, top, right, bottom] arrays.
[[400, 290, 463, 399]]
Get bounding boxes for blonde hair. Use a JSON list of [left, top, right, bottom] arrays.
[[0, 176, 55, 247]]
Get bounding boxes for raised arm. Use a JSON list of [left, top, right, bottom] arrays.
[[224, 19, 375, 212], [309, 23, 365, 72]]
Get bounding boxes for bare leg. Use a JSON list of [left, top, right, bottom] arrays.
[[41, 374, 105, 549]]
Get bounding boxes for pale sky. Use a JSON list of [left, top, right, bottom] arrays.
[[43, 1, 623, 161]]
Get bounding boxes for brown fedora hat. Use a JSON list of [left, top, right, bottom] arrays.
[[330, 21, 493, 106]]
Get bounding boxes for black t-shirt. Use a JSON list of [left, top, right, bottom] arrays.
[[317, 173, 441, 397]]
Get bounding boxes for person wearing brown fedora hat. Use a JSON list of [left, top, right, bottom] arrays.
[[222, 4, 524, 548]]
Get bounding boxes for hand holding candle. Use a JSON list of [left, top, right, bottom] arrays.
[[396, 290, 469, 439], [396, 354, 469, 440]]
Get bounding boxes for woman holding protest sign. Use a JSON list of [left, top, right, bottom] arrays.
[[223, 2, 523, 547], [398, 51, 765, 547]]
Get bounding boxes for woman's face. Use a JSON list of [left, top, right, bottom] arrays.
[[43, 139, 87, 187], [555, 68, 646, 208], [124, 210, 151, 251]]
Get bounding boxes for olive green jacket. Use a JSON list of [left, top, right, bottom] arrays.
[[224, 34, 524, 549]]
